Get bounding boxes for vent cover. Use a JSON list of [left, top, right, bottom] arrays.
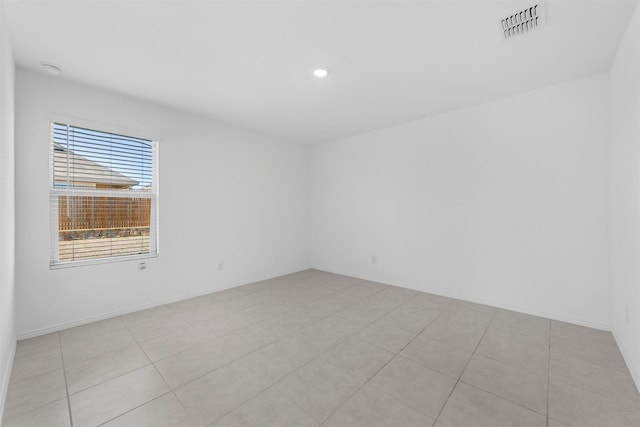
[[501, 3, 546, 39]]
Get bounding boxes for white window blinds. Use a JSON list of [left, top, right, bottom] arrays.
[[49, 122, 158, 267]]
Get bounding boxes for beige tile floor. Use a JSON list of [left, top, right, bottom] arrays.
[[3, 269, 640, 426]]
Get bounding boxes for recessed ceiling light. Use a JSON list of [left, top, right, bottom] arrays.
[[313, 68, 328, 78], [41, 63, 62, 76]]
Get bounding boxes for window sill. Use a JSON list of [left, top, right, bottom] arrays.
[[50, 252, 159, 270]]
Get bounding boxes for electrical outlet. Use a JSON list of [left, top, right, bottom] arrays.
[[218, 261, 224, 271], [138, 262, 146, 270], [626, 305, 630, 325], [371, 256, 377, 265]]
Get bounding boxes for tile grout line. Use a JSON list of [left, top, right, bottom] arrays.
[[547, 319, 551, 427], [94, 391, 171, 427], [57, 332, 74, 427], [431, 308, 498, 425]]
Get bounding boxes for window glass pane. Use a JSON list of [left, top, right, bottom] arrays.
[[50, 122, 158, 267]]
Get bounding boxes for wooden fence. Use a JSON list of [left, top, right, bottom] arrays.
[[58, 195, 151, 237]]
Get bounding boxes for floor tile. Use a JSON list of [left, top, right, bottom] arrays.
[[302, 311, 370, 344], [421, 320, 487, 351], [59, 317, 126, 343], [174, 362, 271, 426], [275, 358, 364, 423], [400, 335, 472, 378], [326, 275, 363, 287], [435, 304, 494, 329], [438, 382, 546, 427], [319, 338, 394, 381], [447, 300, 496, 321], [550, 321, 627, 371], [368, 356, 456, 418], [549, 379, 640, 427], [323, 383, 433, 427], [376, 305, 440, 333], [385, 286, 419, 300], [14, 333, 60, 360], [9, 346, 63, 384], [61, 327, 137, 366], [486, 323, 550, 349], [127, 314, 191, 342], [138, 326, 209, 362], [211, 388, 318, 427], [65, 344, 150, 394], [179, 302, 237, 325], [460, 354, 547, 415], [251, 306, 325, 339], [346, 280, 389, 296], [120, 305, 176, 329], [240, 335, 321, 385], [166, 294, 219, 314], [311, 291, 364, 314], [487, 310, 550, 349], [348, 288, 414, 321], [450, 299, 495, 311], [356, 323, 417, 353], [3, 369, 67, 420], [153, 335, 244, 389], [102, 392, 196, 427], [195, 310, 251, 333], [69, 365, 169, 427], [476, 329, 549, 374], [402, 292, 452, 313], [550, 351, 640, 404], [2, 398, 70, 427], [491, 309, 550, 334], [156, 322, 277, 388], [548, 418, 571, 427]]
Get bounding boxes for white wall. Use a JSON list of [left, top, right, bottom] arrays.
[[0, 1, 16, 420], [14, 70, 311, 337], [312, 74, 612, 329], [610, 3, 640, 390]]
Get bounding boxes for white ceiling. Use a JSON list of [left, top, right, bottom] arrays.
[[4, 0, 638, 143]]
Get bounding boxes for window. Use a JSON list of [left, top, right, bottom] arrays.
[[49, 122, 158, 268]]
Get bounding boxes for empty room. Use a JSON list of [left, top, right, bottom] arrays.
[[1, 0, 639, 426]]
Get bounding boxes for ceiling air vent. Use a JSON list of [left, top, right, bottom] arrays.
[[501, 2, 546, 39]]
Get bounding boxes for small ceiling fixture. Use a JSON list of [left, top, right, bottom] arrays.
[[41, 63, 62, 75], [313, 68, 328, 78]]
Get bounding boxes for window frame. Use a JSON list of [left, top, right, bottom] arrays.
[[48, 116, 160, 269]]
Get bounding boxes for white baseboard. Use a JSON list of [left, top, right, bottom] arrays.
[[612, 330, 640, 394], [311, 264, 612, 331], [16, 266, 312, 340], [0, 338, 16, 423]]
